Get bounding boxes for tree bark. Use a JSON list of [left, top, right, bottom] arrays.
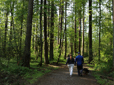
[[57, 0, 63, 64], [64, 0, 67, 59], [74, 1, 77, 55], [4, 11, 9, 58], [44, 0, 49, 64], [8, 1, 14, 60], [39, 0, 43, 66], [89, 0, 93, 63], [35, 0, 39, 55], [23, 0, 34, 67], [71, 17, 73, 56], [82, 4, 85, 57], [113, 0, 114, 68], [79, 10, 81, 53], [61, 2, 64, 50], [71, 42, 73, 56], [19, 0, 24, 60], [47, 1, 50, 37], [50, 1, 54, 60], [98, 0, 101, 61], [9, 4, 13, 45]]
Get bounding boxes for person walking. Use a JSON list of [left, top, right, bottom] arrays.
[[66, 54, 74, 77], [75, 52, 84, 76]]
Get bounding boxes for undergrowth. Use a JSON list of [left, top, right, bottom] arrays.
[[86, 56, 114, 85], [0, 58, 61, 85]]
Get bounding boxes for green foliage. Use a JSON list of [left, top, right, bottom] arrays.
[[91, 59, 114, 85], [0, 57, 59, 84], [108, 71, 114, 77], [92, 71, 114, 85]]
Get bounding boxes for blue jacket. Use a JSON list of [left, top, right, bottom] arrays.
[[75, 55, 84, 66], [66, 57, 74, 65]]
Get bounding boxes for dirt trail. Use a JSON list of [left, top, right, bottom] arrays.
[[31, 64, 99, 85]]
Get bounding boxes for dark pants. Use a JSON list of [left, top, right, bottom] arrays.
[[77, 65, 83, 75]]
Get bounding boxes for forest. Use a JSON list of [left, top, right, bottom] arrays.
[[0, 0, 114, 85]]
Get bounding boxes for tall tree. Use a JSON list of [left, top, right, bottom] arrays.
[[34, 0, 39, 55], [47, 0, 50, 37], [9, 1, 14, 45], [39, 0, 43, 66], [57, 0, 63, 64], [113, 0, 114, 68], [71, 17, 73, 56], [58, 1, 61, 45], [79, 9, 81, 53], [23, 0, 34, 67], [82, 3, 85, 57], [89, 0, 93, 63], [74, 1, 77, 55], [3, 11, 9, 58], [98, 0, 101, 61], [44, 0, 49, 64], [50, 1, 54, 60], [61, 1, 64, 50], [64, 0, 67, 59], [20, 0, 24, 57]]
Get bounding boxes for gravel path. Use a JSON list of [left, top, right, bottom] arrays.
[[31, 64, 99, 85]]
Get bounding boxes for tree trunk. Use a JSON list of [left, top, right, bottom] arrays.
[[57, 0, 63, 64], [20, 13, 23, 54], [50, 1, 54, 60], [47, 1, 50, 37], [19, 0, 24, 60], [58, 1, 61, 45], [71, 17, 73, 56], [89, 0, 93, 63], [71, 42, 73, 56], [64, 0, 67, 59], [44, 0, 49, 64], [74, 1, 77, 55], [79, 11, 81, 53], [8, 1, 14, 63], [39, 0, 43, 66], [9, 5, 13, 45], [35, 24, 38, 54], [12, 1, 16, 48], [113, 0, 114, 68], [82, 4, 85, 57], [47, 0, 50, 60], [98, 0, 101, 61], [35, 0, 39, 55], [32, 31, 34, 50], [23, 0, 34, 67], [61, 2, 64, 50], [4, 11, 9, 58]]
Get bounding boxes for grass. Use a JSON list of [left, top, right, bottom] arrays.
[[86, 63, 107, 85], [0, 49, 67, 83], [92, 72, 107, 85], [0, 51, 69, 85], [24, 71, 44, 84], [0, 56, 62, 85], [86, 60, 114, 85]]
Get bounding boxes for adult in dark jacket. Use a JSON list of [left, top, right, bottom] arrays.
[[75, 52, 84, 76], [66, 54, 74, 77]]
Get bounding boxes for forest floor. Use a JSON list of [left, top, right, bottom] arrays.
[[29, 64, 99, 85], [1, 63, 114, 85]]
